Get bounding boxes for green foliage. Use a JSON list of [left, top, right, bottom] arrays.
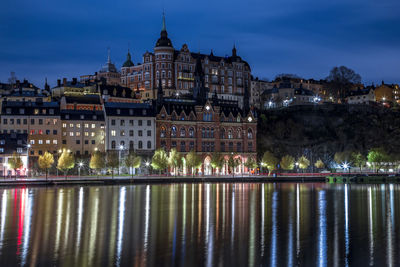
[[8, 152, 23, 171], [244, 157, 258, 170], [334, 151, 352, 165], [57, 150, 75, 176], [151, 148, 168, 173], [262, 151, 279, 174], [367, 148, 389, 172], [124, 151, 141, 177], [314, 159, 325, 169], [351, 152, 365, 171], [297, 156, 310, 170], [280, 155, 295, 170], [168, 148, 182, 174], [186, 150, 202, 175], [38, 151, 54, 179], [210, 152, 225, 173], [227, 155, 241, 176], [90, 151, 105, 172]]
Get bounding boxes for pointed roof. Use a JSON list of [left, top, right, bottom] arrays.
[[155, 12, 173, 47], [122, 49, 134, 67], [100, 48, 118, 73]]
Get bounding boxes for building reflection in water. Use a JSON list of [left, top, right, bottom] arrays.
[[0, 183, 399, 266]]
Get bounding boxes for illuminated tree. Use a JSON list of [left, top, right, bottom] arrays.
[[151, 148, 168, 174], [367, 148, 389, 173], [124, 151, 141, 178], [210, 152, 225, 175], [227, 155, 241, 177], [8, 152, 23, 178], [244, 157, 258, 174], [38, 151, 54, 180], [186, 150, 202, 176], [57, 149, 75, 179], [280, 155, 295, 171], [168, 148, 182, 176], [106, 151, 119, 179], [89, 151, 105, 176], [262, 151, 279, 175], [334, 151, 352, 165], [297, 156, 310, 171], [314, 159, 325, 169], [351, 152, 365, 172]]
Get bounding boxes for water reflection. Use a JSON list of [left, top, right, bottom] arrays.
[[0, 183, 399, 266]]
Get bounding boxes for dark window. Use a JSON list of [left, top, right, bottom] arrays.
[[85, 151, 89, 155], [138, 120, 142, 126], [53, 130, 58, 135], [180, 141, 186, 152], [46, 130, 50, 135], [147, 120, 151, 126], [76, 140, 80, 144], [138, 141, 143, 149], [31, 119, 35, 125], [23, 119, 27, 125], [30, 150, 34, 155], [161, 141, 166, 149], [111, 120, 116, 126], [171, 141, 177, 148], [129, 141, 134, 150], [229, 142, 233, 152], [62, 140, 66, 144], [2, 119, 7, 124], [147, 141, 151, 149], [76, 150, 81, 155], [189, 141, 195, 151], [147, 130, 151, 136], [120, 120, 125, 126], [129, 120, 134, 126], [138, 130, 143, 136], [237, 142, 242, 152], [248, 142, 253, 152], [92, 140, 95, 144], [38, 150, 43, 155], [39, 119, 43, 125], [17, 119, 21, 125], [129, 130, 134, 136], [112, 141, 116, 149], [221, 142, 225, 152], [85, 140, 88, 144]]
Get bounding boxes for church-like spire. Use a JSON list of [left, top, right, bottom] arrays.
[[232, 44, 237, 57], [155, 11, 173, 47], [107, 47, 111, 63], [123, 48, 134, 67], [162, 11, 166, 32]]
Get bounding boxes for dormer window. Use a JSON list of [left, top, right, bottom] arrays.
[[117, 109, 121, 115], [80, 115, 84, 119]]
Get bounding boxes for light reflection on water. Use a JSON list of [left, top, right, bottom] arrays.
[[0, 183, 399, 266]]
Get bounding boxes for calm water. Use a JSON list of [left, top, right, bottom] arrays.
[[0, 183, 399, 266]]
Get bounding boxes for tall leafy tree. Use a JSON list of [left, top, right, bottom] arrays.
[[8, 152, 23, 178], [351, 152, 365, 172], [326, 66, 361, 102], [314, 159, 325, 169], [186, 150, 202, 176], [227, 155, 241, 177], [334, 151, 353, 165], [57, 149, 75, 179], [262, 151, 279, 175], [297, 156, 310, 171], [125, 151, 141, 178], [367, 148, 389, 173], [151, 148, 168, 174], [89, 151, 106, 176], [38, 151, 54, 180], [168, 148, 182, 176], [210, 152, 225, 175], [244, 157, 258, 174], [106, 151, 119, 179], [280, 155, 295, 171]]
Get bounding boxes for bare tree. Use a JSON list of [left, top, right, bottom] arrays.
[[326, 66, 361, 103]]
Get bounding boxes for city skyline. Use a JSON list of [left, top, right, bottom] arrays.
[[1, 0, 399, 87]]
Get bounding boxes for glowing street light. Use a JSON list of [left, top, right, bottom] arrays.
[[342, 162, 350, 174], [78, 162, 84, 178]]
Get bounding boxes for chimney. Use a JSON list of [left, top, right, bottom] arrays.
[[63, 78, 67, 86], [57, 79, 61, 87]]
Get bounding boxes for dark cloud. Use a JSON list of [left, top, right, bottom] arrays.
[[0, 0, 398, 86]]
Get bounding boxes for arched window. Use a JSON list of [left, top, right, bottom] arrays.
[[247, 129, 253, 139], [237, 129, 241, 139], [189, 127, 195, 138], [120, 141, 125, 147], [220, 128, 225, 139], [129, 141, 134, 150], [138, 141, 143, 149], [180, 127, 186, 137], [160, 126, 166, 138], [211, 128, 214, 138], [202, 127, 206, 138], [206, 127, 210, 138], [228, 130, 233, 139], [171, 126, 177, 137], [111, 140, 116, 149], [147, 141, 151, 149]]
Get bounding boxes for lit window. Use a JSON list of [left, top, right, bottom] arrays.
[[70, 132, 74, 136], [76, 124, 81, 128], [85, 132, 89, 137], [53, 140, 57, 144], [70, 123, 74, 128], [111, 130, 116, 136], [62, 123, 66, 128], [91, 132, 95, 137], [85, 124, 89, 128], [46, 140, 50, 144], [30, 140, 35, 144], [38, 140, 43, 144], [91, 124, 95, 128], [76, 132, 81, 137]]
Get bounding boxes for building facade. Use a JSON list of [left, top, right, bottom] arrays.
[[104, 102, 156, 157]]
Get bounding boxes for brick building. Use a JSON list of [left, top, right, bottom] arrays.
[[155, 57, 257, 175]]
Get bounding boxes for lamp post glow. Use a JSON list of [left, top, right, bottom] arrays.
[[118, 145, 124, 175], [78, 162, 84, 178], [26, 144, 31, 178], [342, 162, 350, 174]]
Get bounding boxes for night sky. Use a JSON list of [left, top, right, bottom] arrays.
[[1, 0, 399, 87]]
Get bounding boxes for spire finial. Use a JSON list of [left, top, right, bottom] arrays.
[[107, 47, 111, 63], [162, 10, 166, 31]]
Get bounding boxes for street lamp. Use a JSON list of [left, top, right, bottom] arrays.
[[145, 161, 150, 176], [295, 162, 299, 172], [118, 145, 124, 176], [78, 162, 84, 178], [26, 144, 31, 178], [342, 162, 350, 174]]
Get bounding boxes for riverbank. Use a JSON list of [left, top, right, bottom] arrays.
[[0, 175, 326, 187]]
